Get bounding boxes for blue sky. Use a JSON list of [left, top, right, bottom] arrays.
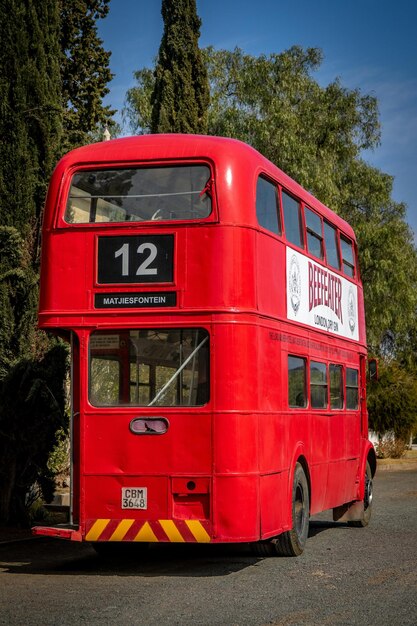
[[98, 0, 417, 237]]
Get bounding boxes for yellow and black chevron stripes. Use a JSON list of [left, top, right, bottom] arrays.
[[85, 518, 211, 543]]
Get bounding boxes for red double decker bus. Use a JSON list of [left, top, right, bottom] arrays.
[[33, 134, 376, 556]]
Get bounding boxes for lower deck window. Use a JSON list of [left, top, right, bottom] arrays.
[[310, 361, 328, 408], [89, 328, 209, 407], [346, 367, 359, 410], [288, 356, 307, 408], [330, 364, 344, 409], [289, 356, 359, 412]]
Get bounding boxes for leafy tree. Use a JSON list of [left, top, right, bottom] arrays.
[[60, 0, 115, 149], [204, 46, 380, 210], [151, 0, 209, 133], [367, 361, 417, 440], [124, 67, 155, 134], [340, 160, 417, 354]]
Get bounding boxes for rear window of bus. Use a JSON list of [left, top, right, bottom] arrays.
[[65, 164, 212, 224]]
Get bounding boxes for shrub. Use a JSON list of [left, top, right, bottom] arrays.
[[375, 436, 408, 459]]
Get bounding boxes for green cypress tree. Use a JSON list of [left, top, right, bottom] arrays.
[[0, 1, 115, 524], [0, 0, 66, 524], [0, 0, 62, 366], [0, 0, 62, 354], [0, 0, 62, 243], [151, 0, 209, 134]]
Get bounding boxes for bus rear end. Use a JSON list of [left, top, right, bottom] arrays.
[[82, 325, 212, 546], [33, 135, 260, 547]]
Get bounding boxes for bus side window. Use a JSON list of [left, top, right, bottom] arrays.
[[288, 355, 307, 408], [340, 235, 355, 277], [256, 176, 282, 235], [329, 364, 344, 409], [346, 367, 359, 410], [324, 221, 341, 270], [282, 190, 304, 249], [305, 207, 324, 260], [310, 361, 328, 408]]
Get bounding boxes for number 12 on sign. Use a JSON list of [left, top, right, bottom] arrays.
[[114, 242, 158, 276]]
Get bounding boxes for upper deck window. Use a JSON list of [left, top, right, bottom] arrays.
[[305, 207, 323, 260], [340, 235, 355, 277], [256, 176, 281, 235], [324, 221, 341, 271], [65, 165, 212, 224], [282, 191, 304, 249]]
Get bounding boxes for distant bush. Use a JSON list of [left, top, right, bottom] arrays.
[[47, 427, 70, 484], [375, 436, 408, 459], [28, 497, 52, 525], [0, 344, 68, 525]]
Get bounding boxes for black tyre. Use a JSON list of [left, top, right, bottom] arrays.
[[250, 538, 276, 557], [275, 463, 310, 556], [251, 462, 310, 557], [348, 461, 373, 528]]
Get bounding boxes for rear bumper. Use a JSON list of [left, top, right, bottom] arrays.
[[32, 519, 211, 543], [32, 525, 82, 541]]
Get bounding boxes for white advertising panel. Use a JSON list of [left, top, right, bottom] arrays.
[[286, 247, 359, 342]]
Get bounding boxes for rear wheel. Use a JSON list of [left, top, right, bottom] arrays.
[[348, 461, 373, 528], [275, 463, 310, 556], [251, 462, 310, 557]]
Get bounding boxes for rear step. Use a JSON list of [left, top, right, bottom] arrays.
[[32, 524, 82, 541]]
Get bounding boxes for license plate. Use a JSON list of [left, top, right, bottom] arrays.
[[121, 487, 147, 510]]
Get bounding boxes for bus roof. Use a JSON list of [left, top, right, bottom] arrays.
[[53, 134, 355, 240]]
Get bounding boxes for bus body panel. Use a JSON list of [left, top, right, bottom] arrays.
[[259, 471, 288, 538]]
